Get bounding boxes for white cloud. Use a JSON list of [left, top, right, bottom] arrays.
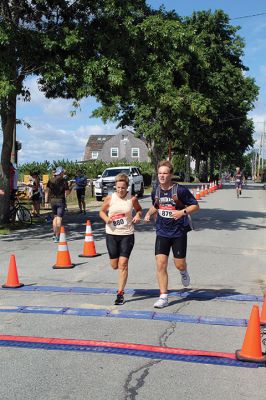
[[19, 77, 75, 118], [16, 119, 118, 164]]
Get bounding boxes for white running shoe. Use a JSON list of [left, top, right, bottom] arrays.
[[181, 270, 190, 287], [154, 297, 168, 309]]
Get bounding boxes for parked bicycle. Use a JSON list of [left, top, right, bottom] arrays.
[[9, 196, 32, 225]]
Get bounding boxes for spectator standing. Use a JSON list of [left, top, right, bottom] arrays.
[[73, 170, 87, 213], [29, 171, 41, 217], [47, 166, 71, 242]]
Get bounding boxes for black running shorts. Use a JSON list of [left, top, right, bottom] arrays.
[[106, 234, 135, 259], [51, 201, 65, 218], [155, 235, 187, 259], [76, 188, 85, 201]]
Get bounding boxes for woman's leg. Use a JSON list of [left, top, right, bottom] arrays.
[[117, 257, 129, 292]]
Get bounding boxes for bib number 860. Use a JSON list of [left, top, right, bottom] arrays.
[[113, 218, 124, 227]]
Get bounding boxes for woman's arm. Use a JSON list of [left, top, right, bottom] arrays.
[[132, 196, 142, 223], [99, 196, 112, 224], [144, 205, 158, 222]]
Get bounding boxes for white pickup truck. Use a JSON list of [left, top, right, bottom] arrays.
[[94, 166, 144, 201]]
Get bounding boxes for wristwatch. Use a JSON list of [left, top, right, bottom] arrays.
[[183, 209, 187, 215]]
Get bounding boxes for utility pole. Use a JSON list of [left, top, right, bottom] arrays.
[[257, 122, 265, 182]]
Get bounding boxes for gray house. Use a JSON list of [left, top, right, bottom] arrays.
[[83, 134, 114, 161], [83, 129, 149, 162]]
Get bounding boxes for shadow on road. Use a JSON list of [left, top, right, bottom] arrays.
[[193, 208, 266, 231], [1, 191, 265, 242], [126, 287, 246, 306]]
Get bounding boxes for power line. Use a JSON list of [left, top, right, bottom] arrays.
[[231, 12, 266, 20]]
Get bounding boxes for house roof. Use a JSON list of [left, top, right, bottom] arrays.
[[85, 135, 114, 151]]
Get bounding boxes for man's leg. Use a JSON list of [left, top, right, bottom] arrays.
[[174, 258, 190, 287], [153, 254, 169, 308], [81, 197, 86, 213], [173, 257, 187, 273], [53, 216, 62, 239], [155, 254, 169, 294], [172, 236, 190, 287]]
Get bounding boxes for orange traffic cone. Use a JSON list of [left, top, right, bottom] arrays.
[[200, 185, 205, 197], [53, 226, 75, 269], [2, 254, 24, 288], [79, 220, 100, 257], [236, 305, 266, 363], [260, 294, 266, 325], [204, 185, 208, 196], [195, 187, 201, 200]]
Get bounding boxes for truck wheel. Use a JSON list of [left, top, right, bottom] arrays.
[[96, 196, 103, 201], [138, 183, 144, 198]]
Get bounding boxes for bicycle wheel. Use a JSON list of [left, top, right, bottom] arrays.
[[17, 206, 32, 224], [9, 206, 17, 223]]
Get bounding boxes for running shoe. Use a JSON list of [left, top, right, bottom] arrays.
[[239, 190, 242, 195], [180, 270, 190, 287], [53, 236, 59, 243], [154, 296, 168, 308], [114, 293, 124, 305]]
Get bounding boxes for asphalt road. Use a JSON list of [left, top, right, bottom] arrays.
[[0, 183, 265, 400]]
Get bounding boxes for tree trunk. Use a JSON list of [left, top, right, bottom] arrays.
[[0, 92, 16, 224], [185, 147, 191, 182], [209, 153, 215, 181]]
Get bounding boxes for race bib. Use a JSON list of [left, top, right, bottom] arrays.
[[111, 213, 128, 228], [158, 206, 175, 218]]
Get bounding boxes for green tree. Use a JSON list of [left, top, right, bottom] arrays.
[[0, 0, 149, 223], [183, 10, 259, 179]]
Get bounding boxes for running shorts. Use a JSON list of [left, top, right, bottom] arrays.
[[76, 188, 85, 201], [155, 235, 187, 259], [106, 233, 135, 259], [51, 201, 65, 218]]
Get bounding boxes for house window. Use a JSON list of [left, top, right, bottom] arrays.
[[131, 148, 139, 158], [91, 151, 98, 159], [111, 147, 118, 158]]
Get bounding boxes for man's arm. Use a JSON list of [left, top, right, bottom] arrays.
[[144, 205, 158, 222]]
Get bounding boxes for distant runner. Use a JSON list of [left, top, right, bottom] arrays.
[[234, 167, 245, 198]]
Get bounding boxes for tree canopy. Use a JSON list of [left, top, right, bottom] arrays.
[[0, 2, 259, 223]]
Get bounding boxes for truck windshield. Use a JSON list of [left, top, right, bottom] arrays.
[[102, 168, 130, 177]]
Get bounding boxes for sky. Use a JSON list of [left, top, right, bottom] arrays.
[[2, 0, 266, 164]]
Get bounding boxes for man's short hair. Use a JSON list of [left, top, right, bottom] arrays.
[[157, 160, 173, 174]]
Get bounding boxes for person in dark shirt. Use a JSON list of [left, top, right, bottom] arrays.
[[144, 160, 199, 308], [29, 171, 41, 217], [47, 166, 71, 242], [73, 170, 87, 214]]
